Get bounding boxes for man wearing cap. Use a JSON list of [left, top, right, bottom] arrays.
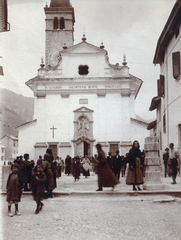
[[163, 147, 169, 178], [112, 150, 123, 180]]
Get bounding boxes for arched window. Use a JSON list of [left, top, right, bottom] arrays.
[[53, 17, 58, 29], [78, 65, 89, 75], [60, 17, 65, 29]]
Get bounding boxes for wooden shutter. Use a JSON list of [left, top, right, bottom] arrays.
[[160, 75, 165, 96], [0, 0, 8, 32], [172, 52, 180, 79], [157, 79, 161, 96]]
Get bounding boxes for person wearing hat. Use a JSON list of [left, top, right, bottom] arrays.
[[6, 163, 24, 217], [163, 147, 169, 178], [112, 150, 123, 180]]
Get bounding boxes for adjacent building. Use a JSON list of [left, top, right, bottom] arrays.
[[17, 0, 149, 160], [0, 134, 18, 161], [148, 0, 181, 156]]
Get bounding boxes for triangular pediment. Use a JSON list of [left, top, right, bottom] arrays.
[[73, 106, 94, 113], [61, 41, 107, 54]]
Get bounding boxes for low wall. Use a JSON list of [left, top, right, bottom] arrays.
[[1, 165, 11, 192]]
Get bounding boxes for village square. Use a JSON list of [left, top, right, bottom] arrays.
[[0, 0, 181, 239]]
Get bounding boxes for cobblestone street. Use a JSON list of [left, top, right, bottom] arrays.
[[1, 193, 181, 240], [1, 174, 181, 240]]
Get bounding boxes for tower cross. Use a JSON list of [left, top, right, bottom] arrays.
[[50, 125, 57, 138]]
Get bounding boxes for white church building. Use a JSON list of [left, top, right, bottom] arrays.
[[17, 0, 149, 160]]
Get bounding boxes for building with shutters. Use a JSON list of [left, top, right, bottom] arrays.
[[17, 0, 149, 160], [0, 0, 9, 32], [148, 0, 181, 156]]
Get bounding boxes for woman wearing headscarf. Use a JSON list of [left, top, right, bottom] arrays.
[[95, 143, 119, 191], [126, 140, 144, 191]]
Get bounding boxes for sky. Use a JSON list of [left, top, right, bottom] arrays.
[[0, 0, 177, 120]]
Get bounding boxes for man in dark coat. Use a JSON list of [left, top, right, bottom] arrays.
[[23, 153, 34, 191], [107, 152, 113, 171], [65, 155, 72, 176], [112, 150, 123, 180], [163, 148, 169, 178]]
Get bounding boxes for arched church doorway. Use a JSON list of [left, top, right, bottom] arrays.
[[73, 106, 95, 157]]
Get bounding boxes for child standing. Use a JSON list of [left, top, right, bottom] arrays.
[[31, 164, 46, 214], [6, 163, 24, 217]]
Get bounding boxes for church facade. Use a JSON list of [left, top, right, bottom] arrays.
[[17, 0, 149, 160]]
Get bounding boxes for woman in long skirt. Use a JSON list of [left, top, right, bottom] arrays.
[[126, 140, 144, 191], [95, 144, 119, 191]]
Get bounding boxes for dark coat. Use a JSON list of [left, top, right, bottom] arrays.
[[43, 160, 55, 191], [31, 171, 46, 202], [72, 160, 81, 180], [6, 172, 24, 202], [65, 156, 72, 175], [23, 160, 34, 183], [52, 161, 58, 188], [97, 150, 119, 188], [128, 147, 143, 168], [44, 153, 53, 164], [107, 156, 113, 170], [163, 152, 169, 166], [112, 155, 123, 174]]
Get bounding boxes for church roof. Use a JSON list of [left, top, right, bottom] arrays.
[[61, 40, 107, 55], [50, 0, 71, 8]]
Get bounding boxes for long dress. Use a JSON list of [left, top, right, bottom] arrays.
[[97, 150, 119, 188], [126, 147, 144, 185]]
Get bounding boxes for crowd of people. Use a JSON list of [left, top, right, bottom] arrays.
[[6, 140, 180, 217]]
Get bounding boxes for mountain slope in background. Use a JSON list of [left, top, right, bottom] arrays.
[[0, 88, 34, 138]]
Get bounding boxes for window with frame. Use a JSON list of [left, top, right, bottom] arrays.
[[78, 65, 89, 75], [172, 51, 180, 79]]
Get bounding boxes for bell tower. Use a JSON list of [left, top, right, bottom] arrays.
[[44, 0, 75, 67]]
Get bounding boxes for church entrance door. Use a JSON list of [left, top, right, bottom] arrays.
[[49, 144, 57, 159], [84, 141, 90, 156], [76, 141, 91, 157]]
